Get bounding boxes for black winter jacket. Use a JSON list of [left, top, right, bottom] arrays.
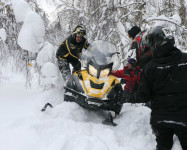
[[128, 43, 187, 111], [56, 35, 89, 63]]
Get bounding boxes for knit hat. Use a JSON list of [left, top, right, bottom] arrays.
[[128, 26, 141, 39]]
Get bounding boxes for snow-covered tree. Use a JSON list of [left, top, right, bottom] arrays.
[[44, 0, 186, 60], [0, 0, 22, 66]]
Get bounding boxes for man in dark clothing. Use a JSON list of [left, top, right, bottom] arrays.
[[56, 25, 89, 81], [128, 26, 152, 69], [111, 58, 141, 96], [126, 26, 187, 150]]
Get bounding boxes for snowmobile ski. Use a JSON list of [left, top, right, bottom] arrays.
[[102, 112, 117, 126], [41, 103, 53, 112]]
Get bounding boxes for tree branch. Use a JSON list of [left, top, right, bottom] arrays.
[[146, 17, 187, 32]]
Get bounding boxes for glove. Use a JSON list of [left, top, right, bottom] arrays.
[[78, 72, 83, 80], [112, 90, 127, 104], [72, 61, 81, 73], [120, 92, 128, 103], [120, 79, 126, 84]]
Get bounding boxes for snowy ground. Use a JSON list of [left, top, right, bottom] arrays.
[[0, 69, 182, 150]]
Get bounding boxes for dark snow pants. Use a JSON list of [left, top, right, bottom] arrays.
[[57, 59, 81, 81], [151, 119, 187, 150], [57, 59, 71, 81]]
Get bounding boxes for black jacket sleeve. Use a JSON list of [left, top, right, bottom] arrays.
[[84, 40, 90, 49], [56, 41, 66, 60]]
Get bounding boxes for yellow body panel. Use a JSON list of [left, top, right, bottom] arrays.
[[76, 70, 120, 99]]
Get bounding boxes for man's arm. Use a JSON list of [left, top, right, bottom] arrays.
[[83, 40, 90, 49], [56, 41, 65, 60], [112, 70, 125, 78]]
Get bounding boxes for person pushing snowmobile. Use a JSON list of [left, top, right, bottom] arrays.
[[56, 25, 89, 82], [64, 40, 125, 126]]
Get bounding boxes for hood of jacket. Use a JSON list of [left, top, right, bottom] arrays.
[[152, 43, 182, 65]]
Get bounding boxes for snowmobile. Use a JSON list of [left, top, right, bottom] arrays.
[[64, 40, 125, 126]]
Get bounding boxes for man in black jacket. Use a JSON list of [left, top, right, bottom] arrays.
[[127, 26, 187, 150], [56, 25, 89, 81]]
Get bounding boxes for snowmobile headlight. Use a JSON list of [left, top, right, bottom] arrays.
[[89, 65, 97, 77], [100, 68, 110, 77]]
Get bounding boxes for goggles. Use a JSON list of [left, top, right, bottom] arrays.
[[76, 32, 84, 38]]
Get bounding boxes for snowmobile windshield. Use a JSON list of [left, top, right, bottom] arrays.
[[81, 40, 121, 71]]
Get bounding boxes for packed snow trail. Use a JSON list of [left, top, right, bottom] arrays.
[[0, 73, 182, 150]]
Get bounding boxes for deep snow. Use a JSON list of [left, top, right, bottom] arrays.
[[0, 0, 185, 149], [0, 68, 183, 150]]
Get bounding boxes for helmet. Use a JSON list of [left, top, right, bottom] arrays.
[[128, 58, 136, 65], [143, 26, 175, 53], [128, 58, 136, 68], [73, 25, 86, 37]]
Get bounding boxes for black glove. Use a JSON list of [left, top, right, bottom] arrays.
[[121, 92, 128, 103], [78, 72, 83, 80], [72, 61, 81, 73], [120, 79, 126, 84], [112, 90, 127, 104]]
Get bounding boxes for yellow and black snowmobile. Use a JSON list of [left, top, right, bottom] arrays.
[[64, 40, 125, 126]]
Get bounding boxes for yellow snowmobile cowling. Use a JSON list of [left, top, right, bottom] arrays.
[[76, 70, 120, 99], [64, 69, 123, 117]]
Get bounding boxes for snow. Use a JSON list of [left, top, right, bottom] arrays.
[[18, 26, 39, 52], [0, 1, 185, 150], [35, 41, 60, 89], [35, 0, 59, 23], [171, 14, 181, 25], [185, 1, 187, 24], [116, 21, 129, 47], [0, 28, 7, 42], [12, 0, 45, 53], [41, 62, 59, 78], [40, 62, 63, 89], [12, 0, 32, 22], [36, 42, 57, 67], [146, 14, 182, 26], [17, 11, 45, 53], [0, 67, 183, 150]]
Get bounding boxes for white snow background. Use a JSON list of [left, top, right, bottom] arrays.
[[0, 0, 184, 150]]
